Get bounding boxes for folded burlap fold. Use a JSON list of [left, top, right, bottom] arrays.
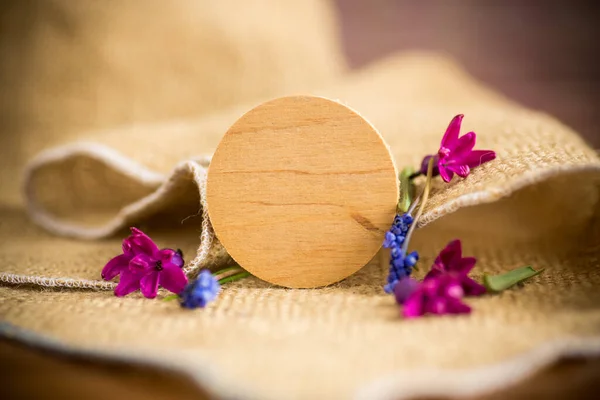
[[1, 52, 599, 399], [0, 0, 346, 206]]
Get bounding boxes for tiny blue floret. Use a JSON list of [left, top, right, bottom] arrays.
[[180, 270, 221, 309]]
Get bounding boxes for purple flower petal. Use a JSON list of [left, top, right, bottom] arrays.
[[419, 155, 440, 176], [438, 164, 454, 182], [159, 248, 185, 268], [106, 227, 190, 298], [122, 239, 134, 256], [434, 115, 495, 182], [428, 297, 447, 315], [447, 164, 470, 178], [446, 298, 472, 314], [444, 280, 464, 299], [440, 114, 463, 148], [129, 253, 153, 275], [403, 291, 425, 318], [114, 270, 142, 297], [455, 256, 477, 274], [428, 240, 485, 297], [159, 263, 188, 294], [401, 269, 477, 318], [140, 271, 160, 299], [450, 131, 476, 160], [171, 250, 184, 268], [435, 239, 462, 270], [424, 268, 443, 281], [101, 254, 130, 281], [460, 276, 487, 296], [463, 150, 496, 168], [127, 227, 159, 256], [421, 276, 442, 292], [394, 277, 419, 305]]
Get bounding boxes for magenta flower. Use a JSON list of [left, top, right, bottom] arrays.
[[101, 228, 188, 298], [399, 240, 486, 318], [420, 114, 496, 182], [403, 274, 471, 318], [425, 239, 486, 296]]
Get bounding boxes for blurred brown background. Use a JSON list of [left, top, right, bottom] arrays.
[[337, 0, 599, 147]]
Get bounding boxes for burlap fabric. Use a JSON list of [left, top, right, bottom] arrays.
[[0, 0, 345, 206], [1, 2, 600, 400]]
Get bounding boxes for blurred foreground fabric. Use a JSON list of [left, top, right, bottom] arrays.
[[1, 1, 600, 399]]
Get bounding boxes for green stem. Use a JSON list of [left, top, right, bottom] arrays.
[[398, 166, 415, 213], [401, 157, 434, 255], [163, 294, 179, 302], [218, 271, 251, 285], [214, 266, 246, 281], [213, 265, 240, 276]]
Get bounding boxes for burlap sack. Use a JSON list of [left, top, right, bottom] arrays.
[[0, 0, 345, 205], [1, 3, 600, 400]]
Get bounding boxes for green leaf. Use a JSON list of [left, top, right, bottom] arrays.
[[483, 266, 545, 293], [213, 265, 241, 276], [162, 294, 180, 302], [398, 166, 416, 213], [218, 271, 251, 285]]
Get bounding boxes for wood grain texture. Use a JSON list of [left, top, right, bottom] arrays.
[[206, 96, 398, 288]]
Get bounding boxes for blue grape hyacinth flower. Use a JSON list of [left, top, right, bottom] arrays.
[[383, 213, 419, 293], [180, 270, 221, 309]]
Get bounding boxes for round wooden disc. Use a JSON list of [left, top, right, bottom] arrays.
[[206, 96, 398, 288]]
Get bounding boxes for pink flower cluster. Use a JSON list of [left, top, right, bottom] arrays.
[[101, 228, 188, 298], [394, 240, 486, 318]]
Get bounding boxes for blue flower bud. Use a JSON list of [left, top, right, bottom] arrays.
[[393, 215, 403, 225], [391, 256, 405, 269], [384, 213, 418, 294], [383, 231, 396, 248], [402, 214, 414, 225], [404, 251, 419, 268], [384, 281, 397, 294], [180, 270, 221, 309]]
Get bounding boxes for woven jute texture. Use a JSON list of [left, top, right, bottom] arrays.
[[0, 0, 346, 206], [2, 48, 600, 400]]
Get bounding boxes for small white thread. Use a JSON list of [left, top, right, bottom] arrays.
[[184, 162, 214, 276], [0, 273, 116, 290]]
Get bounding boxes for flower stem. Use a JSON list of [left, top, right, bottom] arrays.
[[213, 265, 240, 276], [401, 157, 434, 255], [407, 192, 421, 217], [218, 272, 251, 285], [214, 266, 245, 281], [163, 294, 179, 302]]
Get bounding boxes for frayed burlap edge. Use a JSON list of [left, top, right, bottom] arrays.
[[356, 337, 600, 400], [2, 321, 600, 400], [0, 143, 217, 289]]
